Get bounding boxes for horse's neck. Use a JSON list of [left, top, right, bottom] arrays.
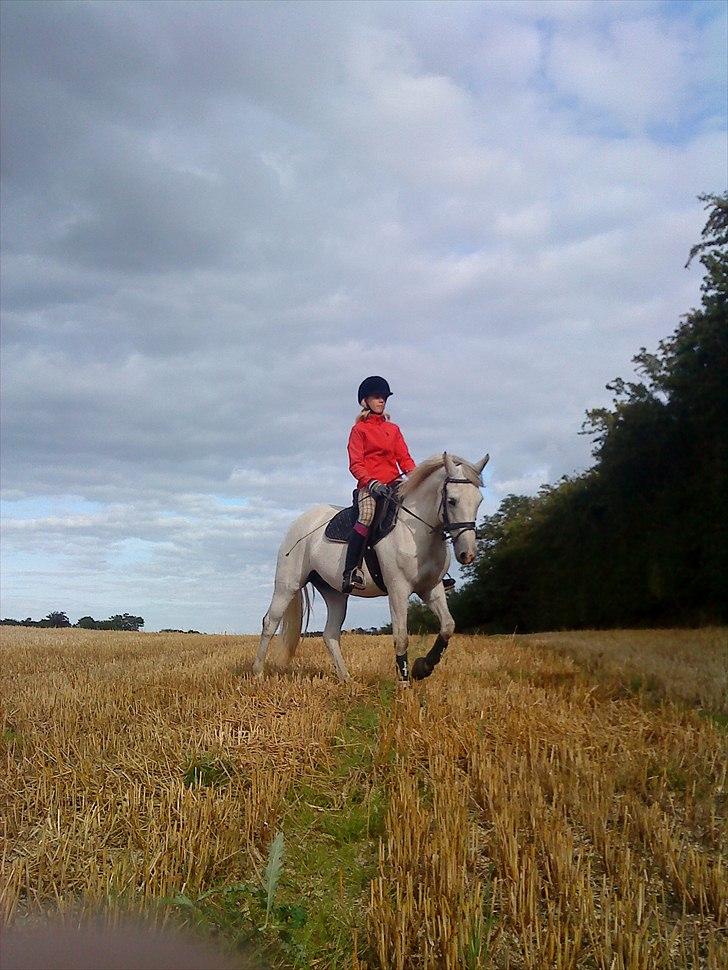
[[402, 470, 444, 539]]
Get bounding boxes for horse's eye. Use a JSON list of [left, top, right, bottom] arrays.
[[448, 498, 457, 506]]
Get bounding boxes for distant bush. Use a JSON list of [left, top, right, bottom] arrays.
[[2, 613, 144, 631], [2, 612, 70, 628], [346, 625, 392, 635], [77, 614, 145, 631]]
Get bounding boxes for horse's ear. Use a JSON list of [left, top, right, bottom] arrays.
[[474, 454, 490, 474], [443, 452, 458, 478]]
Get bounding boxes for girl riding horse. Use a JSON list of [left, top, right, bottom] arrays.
[[343, 375, 416, 593]]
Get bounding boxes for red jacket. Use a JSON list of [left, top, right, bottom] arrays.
[[348, 413, 416, 489]]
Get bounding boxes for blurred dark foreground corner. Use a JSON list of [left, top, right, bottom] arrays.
[[0, 916, 258, 970]]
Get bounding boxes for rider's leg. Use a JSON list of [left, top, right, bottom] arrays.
[[342, 525, 367, 593], [342, 488, 376, 593]]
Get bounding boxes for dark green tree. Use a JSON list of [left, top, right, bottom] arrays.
[[44, 611, 71, 628], [74, 614, 145, 630], [108, 614, 145, 631], [414, 193, 727, 633]]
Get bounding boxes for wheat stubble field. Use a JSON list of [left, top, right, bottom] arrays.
[[1, 627, 726, 969]]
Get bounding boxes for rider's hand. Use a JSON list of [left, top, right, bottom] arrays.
[[368, 480, 389, 497]]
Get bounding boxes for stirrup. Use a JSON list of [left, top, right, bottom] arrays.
[[443, 575, 456, 591], [343, 567, 366, 594], [350, 567, 366, 589]]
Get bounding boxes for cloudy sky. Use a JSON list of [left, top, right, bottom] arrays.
[[1, 0, 725, 633]]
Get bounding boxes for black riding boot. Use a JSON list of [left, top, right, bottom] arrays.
[[342, 528, 367, 594]]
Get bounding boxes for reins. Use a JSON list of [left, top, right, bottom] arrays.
[[283, 491, 426, 558], [284, 471, 480, 557], [389, 494, 437, 532]]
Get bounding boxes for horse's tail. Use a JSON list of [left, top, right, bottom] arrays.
[[279, 585, 313, 665]]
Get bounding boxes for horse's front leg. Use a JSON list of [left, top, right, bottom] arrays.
[[412, 583, 455, 681], [388, 585, 412, 686]]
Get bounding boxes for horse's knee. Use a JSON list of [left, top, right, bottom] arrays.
[[393, 633, 408, 655], [442, 619, 455, 639], [261, 613, 279, 638]]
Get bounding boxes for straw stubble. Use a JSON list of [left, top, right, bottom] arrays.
[[1, 626, 726, 968]]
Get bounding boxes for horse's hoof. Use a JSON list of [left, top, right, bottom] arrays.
[[396, 679, 411, 690], [412, 657, 433, 681]]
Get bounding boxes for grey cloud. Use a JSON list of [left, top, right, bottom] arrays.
[[47, 154, 244, 274]]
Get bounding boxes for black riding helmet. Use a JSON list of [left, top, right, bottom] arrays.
[[358, 375, 393, 405]]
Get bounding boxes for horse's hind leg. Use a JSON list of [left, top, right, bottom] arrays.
[[320, 588, 350, 683], [253, 585, 297, 676]]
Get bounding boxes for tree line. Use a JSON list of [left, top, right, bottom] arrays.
[[410, 193, 727, 634], [1, 612, 145, 631]]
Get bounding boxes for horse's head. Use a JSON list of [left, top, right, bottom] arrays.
[[441, 452, 489, 565]]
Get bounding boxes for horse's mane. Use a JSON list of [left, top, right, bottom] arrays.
[[399, 454, 482, 498]]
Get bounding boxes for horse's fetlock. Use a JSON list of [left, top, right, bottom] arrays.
[[424, 634, 448, 670]]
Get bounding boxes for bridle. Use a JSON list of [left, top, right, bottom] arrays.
[[438, 476, 479, 541], [394, 474, 480, 543]]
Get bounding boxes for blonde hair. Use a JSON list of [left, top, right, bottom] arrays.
[[355, 405, 391, 423]]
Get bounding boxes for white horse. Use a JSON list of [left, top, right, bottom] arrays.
[[253, 452, 488, 683]]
